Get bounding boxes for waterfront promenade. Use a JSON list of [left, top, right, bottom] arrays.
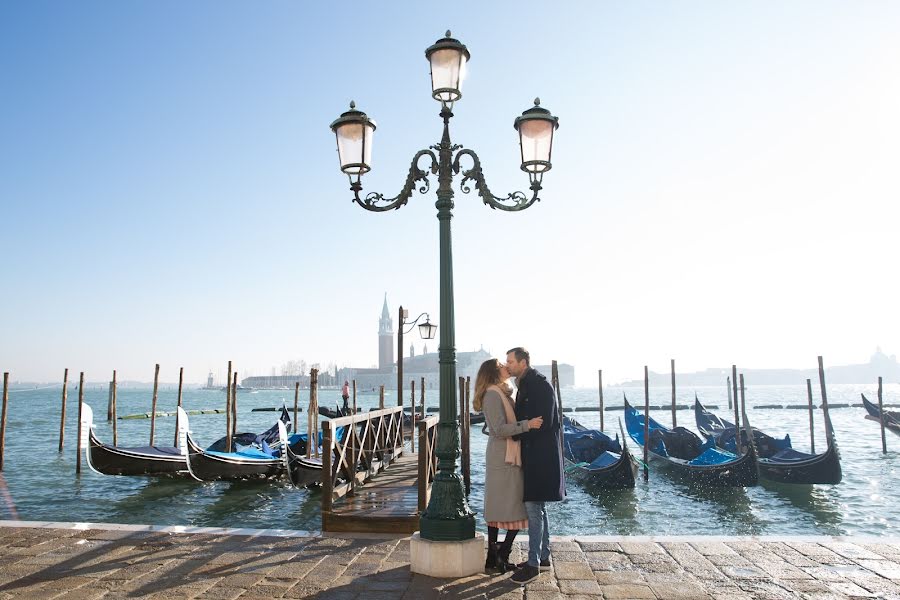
[[2, 522, 899, 599]]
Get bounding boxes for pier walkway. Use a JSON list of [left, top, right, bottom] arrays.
[[318, 410, 438, 535], [2, 521, 900, 599]]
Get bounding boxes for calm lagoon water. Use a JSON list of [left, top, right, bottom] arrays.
[[1, 383, 897, 536]]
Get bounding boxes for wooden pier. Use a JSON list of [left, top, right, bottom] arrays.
[[321, 411, 438, 534]]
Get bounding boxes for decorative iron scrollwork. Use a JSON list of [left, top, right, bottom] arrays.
[[351, 150, 439, 212], [452, 149, 541, 212]]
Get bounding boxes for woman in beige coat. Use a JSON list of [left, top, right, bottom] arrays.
[[474, 358, 543, 573]]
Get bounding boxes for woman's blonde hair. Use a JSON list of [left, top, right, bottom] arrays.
[[473, 359, 511, 412]]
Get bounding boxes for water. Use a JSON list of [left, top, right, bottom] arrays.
[[1, 383, 898, 536]]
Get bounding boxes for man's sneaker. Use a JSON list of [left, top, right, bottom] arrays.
[[516, 559, 551, 571], [510, 564, 540, 584]]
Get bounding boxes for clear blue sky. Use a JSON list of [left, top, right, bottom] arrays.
[[2, 1, 899, 386]]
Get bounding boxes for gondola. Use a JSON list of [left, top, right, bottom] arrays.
[[178, 407, 289, 481], [79, 403, 188, 477], [563, 416, 638, 489], [283, 424, 350, 488], [861, 394, 900, 436], [694, 397, 842, 485], [624, 398, 758, 487], [319, 403, 351, 419]]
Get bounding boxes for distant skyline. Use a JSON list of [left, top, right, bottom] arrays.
[[2, 2, 899, 387]]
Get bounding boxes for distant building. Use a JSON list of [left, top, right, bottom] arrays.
[[621, 348, 900, 386], [245, 294, 576, 391]]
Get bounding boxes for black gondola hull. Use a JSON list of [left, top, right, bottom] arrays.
[[185, 434, 284, 481], [287, 452, 323, 487], [758, 443, 842, 485], [564, 449, 638, 490], [648, 448, 759, 487], [88, 429, 187, 477], [694, 397, 841, 485]]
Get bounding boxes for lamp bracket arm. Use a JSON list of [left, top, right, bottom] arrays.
[[351, 149, 438, 212], [452, 149, 541, 212], [401, 312, 431, 334]]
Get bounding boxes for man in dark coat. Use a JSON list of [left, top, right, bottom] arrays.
[[506, 347, 565, 584]]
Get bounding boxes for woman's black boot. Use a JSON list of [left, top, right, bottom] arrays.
[[485, 542, 500, 572], [497, 541, 514, 573]]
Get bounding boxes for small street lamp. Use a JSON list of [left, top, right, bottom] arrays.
[[397, 307, 436, 408], [330, 31, 559, 543]]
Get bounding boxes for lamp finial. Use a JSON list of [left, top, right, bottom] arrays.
[[446, 30, 452, 37], [350, 100, 356, 109], [534, 97, 541, 106]]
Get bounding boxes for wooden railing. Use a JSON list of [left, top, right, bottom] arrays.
[[417, 415, 439, 513], [321, 406, 405, 513]]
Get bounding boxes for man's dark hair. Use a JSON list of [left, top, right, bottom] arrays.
[[506, 347, 530, 366]]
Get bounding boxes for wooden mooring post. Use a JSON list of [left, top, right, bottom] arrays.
[[670, 359, 677, 427], [58, 368, 68, 452], [732, 365, 740, 454], [149, 364, 160, 446], [107, 379, 114, 421], [464, 375, 471, 495], [598, 369, 604, 431], [0, 373, 8, 472], [307, 368, 319, 459], [379, 385, 385, 410], [878, 376, 887, 454], [738, 373, 747, 445], [111, 369, 118, 445], [410, 379, 416, 452], [76, 372, 84, 474], [806, 378, 815, 453], [552, 361, 564, 459], [231, 372, 238, 439], [173, 368, 183, 447], [226, 361, 233, 453], [727, 376, 733, 410], [643, 365, 650, 482], [817, 356, 829, 419], [458, 377, 469, 495], [293, 382, 300, 433], [352, 379, 357, 415], [420, 377, 425, 414]]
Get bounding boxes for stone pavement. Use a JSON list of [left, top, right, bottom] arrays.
[[1, 522, 900, 599]]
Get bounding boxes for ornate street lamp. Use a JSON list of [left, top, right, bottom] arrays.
[[397, 307, 437, 408], [330, 31, 559, 542]]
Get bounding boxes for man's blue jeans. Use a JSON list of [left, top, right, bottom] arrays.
[[524, 501, 550, 567]]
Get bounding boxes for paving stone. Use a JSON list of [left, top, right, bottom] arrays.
[[583, 551, 631, 570], [577, 541, 622, 553], [827, 581, 879, 597], [523, 578, 559, 592], [720, 565, 769, 580], [733, 581, 796, 600], [825, 543, 885, 561], [518, 592, 563, 600], [548, 541, 581, 552], [548, 550, 586, 563], [600, 583, 656, 599], [854, 558, 900, 580], [619, 541, 665, 554], [595, 570, 644, 584], [690, 541, 739, 556], [558, 578, 602, 594], [651, 582, 712, 599], [551, 562, 594, 580], [755, 560, 815, 580]]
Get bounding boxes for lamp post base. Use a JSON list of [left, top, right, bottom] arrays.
[[410, 531, 484, 578]]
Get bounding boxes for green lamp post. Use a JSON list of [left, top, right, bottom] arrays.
[[330, 31, 559, 542]]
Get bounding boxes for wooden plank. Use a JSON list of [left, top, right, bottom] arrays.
[[325, 452, 424, 534]]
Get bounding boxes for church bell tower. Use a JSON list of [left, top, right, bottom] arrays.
[[378, 293, 394, 371]]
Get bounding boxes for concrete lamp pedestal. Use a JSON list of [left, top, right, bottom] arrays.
[[409, 532, 485, 578]]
